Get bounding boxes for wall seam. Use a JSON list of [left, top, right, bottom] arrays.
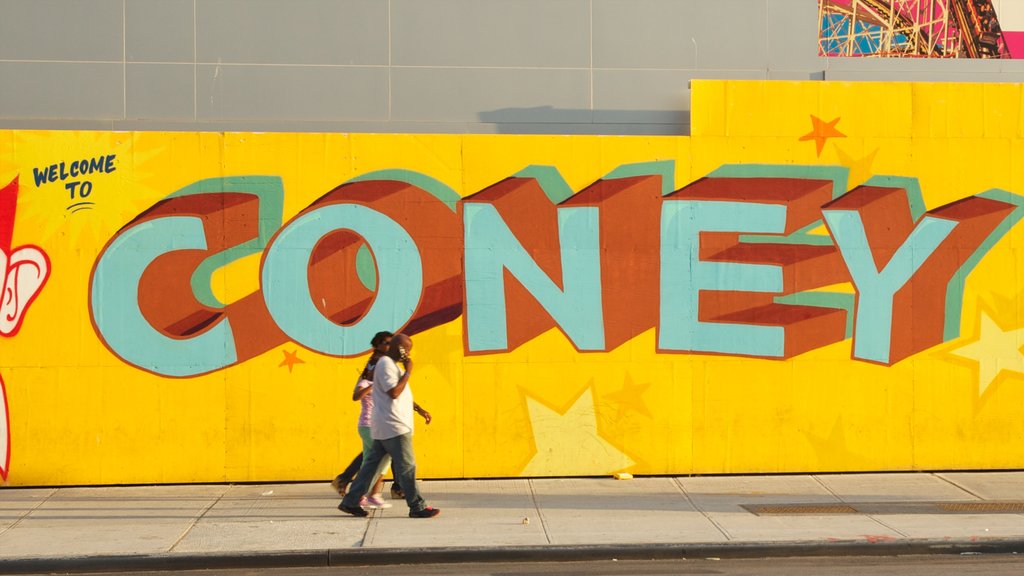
[[193, 0, 198, 120], [388, 0, 392, 121], [765, 0, 771, 76], [589, 0, 594, 117], [0, 59, 800, 77], [122, 0, 127, 119]]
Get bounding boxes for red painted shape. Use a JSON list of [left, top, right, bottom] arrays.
[[130, 192, 288, 367], [0, 178, 18, 252], [561, 175, 662, 351], [0, 374, 8, 482], [824, 186, 1018, 364], [461, 177, 569, 353], [0, 177, 51, 482], [822, 186, 916, 272], [667, 177, 851, 358], [1004, 31, 1024, 59]]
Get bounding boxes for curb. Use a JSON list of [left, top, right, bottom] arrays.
[[1, 538, 1022, 574]]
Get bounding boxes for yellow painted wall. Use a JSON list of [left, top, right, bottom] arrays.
[[0, 80, 1022, 486]]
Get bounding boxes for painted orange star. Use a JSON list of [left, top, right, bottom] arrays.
[[279, 349, 305, 373], [799, 115, 846, 157], [605, 374, 653, 418]]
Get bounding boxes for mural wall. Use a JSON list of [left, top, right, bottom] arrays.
[[2, 80, 1024, 486], [819, 0, 1024, 58]]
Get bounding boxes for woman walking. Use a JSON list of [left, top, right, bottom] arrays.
[[331, 331, 396, 508]]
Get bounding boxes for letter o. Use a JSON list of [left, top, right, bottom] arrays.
[[261, 204, 423, 356]]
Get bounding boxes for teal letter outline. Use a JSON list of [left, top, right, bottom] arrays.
[[262, 204, 423, 356], [463, 204, 604, 352], [91, 217, 239, 377], [659, 200, 788, 357]]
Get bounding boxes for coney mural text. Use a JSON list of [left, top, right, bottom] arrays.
[[89, 164, 1024, 377]]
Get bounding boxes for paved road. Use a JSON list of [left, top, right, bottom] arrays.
[[32, 554, 1024, 576]]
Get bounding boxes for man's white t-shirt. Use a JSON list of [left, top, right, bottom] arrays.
[[371, 356, 414, 440]]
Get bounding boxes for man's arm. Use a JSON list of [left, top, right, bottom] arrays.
[[413, 402, 431, 424], [386, 358, 412, 399]]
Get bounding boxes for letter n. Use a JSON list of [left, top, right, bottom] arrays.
[[463, 172, 604, 353]]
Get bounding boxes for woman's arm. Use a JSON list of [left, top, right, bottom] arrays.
[[352, 382, 372, 402], [353, 355, 379, 401]]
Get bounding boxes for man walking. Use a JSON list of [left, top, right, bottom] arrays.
[[338, 333, 440, 518]]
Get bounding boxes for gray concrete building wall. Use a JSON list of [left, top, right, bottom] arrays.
[[2, 0, 1024, 135]]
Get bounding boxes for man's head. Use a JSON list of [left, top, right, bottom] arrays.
[[387, 333, 413, 360], [0, 178, 49, 338]]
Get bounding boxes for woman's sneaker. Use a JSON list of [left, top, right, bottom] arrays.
[[409, 506, 440, 518], [364, 494, 392, 509]]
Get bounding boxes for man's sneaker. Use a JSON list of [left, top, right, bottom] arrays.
[[409, 506, 440, 518], [390, 484, 404, 499], [338, 502, 368, 517], [365, 495, 392, 509], [330, 475, 348, 496]]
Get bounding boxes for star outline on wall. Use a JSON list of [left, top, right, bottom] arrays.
[[519, 384, 635, 477], [835, 145, 879, 189], [947, 303, 1024, 398]]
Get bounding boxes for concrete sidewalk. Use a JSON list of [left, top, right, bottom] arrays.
[[0, 472, 1022, 573]]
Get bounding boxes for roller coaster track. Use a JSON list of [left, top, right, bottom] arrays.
[[819, 0, 1008, 58], [949, 0, 1005, 57]]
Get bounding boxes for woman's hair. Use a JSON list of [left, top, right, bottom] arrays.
[[371, 331, 393, 347]]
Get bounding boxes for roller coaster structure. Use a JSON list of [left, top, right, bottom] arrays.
[[819, 0, 1010, 58]]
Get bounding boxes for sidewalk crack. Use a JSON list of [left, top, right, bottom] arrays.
[[811, 474, 845, 501], [527, 479, 552, 544], [672, 477, 733, 541], [168, 485, 228, 552], [359, 507, 381, 547], [0, 487, 57, 537], [933, 473, 985, 500], [866, 514, 909, 538]]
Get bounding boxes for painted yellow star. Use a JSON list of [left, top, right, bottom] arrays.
[[949, 309, 1024, 396], [835, 146, 878, 189], [521, 387, 634, 477], [278, 349, 305, 373], [799, 115, 846, 157], [804, 416, 858, 469]]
